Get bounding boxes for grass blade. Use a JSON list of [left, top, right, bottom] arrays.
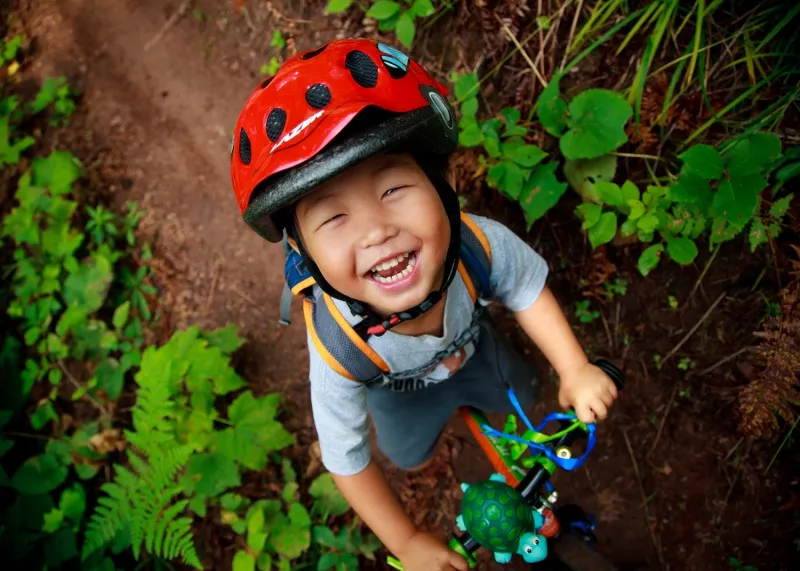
[[684, 0, 705, 86]]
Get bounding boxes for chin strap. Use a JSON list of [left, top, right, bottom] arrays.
[[351, 291, 443, 337]]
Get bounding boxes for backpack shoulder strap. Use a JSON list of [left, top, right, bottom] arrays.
[[458, 212, 493, 304], [303, 290, 390, 383]]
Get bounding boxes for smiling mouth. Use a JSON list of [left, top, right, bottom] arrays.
[[368, 251, 417, 284]]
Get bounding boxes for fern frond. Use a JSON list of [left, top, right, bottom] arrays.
[[165, 516, 202, 569], [82, 480, 132, 559]]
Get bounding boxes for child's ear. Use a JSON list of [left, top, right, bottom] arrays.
[[286, 236, 300, 254]]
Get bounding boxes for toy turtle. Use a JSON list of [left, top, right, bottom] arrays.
[[456, 473, 548, 564]]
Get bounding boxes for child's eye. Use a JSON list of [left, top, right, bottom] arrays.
[[382, 186, 406, 198], [320, 213, 344, 227]]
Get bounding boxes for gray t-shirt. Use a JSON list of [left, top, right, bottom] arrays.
[[307, 214, 549, 476]]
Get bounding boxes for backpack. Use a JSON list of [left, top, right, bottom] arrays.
[[279, 212, 493, 384]]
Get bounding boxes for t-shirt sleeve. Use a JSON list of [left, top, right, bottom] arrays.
[[307, 332, 371, 476], [473, 214, 549, 312]]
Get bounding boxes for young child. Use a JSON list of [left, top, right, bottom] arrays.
[[230, 39, 618, 571]]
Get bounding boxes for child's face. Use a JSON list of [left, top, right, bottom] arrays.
[[293, 153, 451, 318]]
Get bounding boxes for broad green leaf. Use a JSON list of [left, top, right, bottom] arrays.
[[667, 172, 712, 212], [233, 551, 256, 571], [247, 507, 268, 552], [459, 124, 483, 147], [508, 144, 546, 168], [776, 161, 800, 184], [563, 155, 617, 202], [486, 158, 506, 185], [620, 218, 638, 237], [112, 301, 130, 330], [594, 181, 623, 206], [309, 473, 350, 517], [637, 214, 660, 233], [621, 180, 639, 202], [561, 89, 632, 160], [324, 0, 352, 14], [317, 552, 339, 570], [748, 218, 768, 252], [482, 132, 500, 157], [666, 237, 698, 265], [11, 453, 69, 494], [411, 0, 436, 18], [709, 217, 743, 246], [588, 212, 617, 248], [678, 145, 723, 180], [184, 451, 241, 498], [518, 163, 568, 226], [44, 527, 78, 567], [770, 194, 793, 218], [59, 484, 86, 522], [726, 132, 781, 177], [500, 162, 524, 199], [460, 97, 478, 119], [75, 463, 99, 480], [500, 107, 521, 129], [576, 203, 602, 229], [63, 253, 113, 313], [257, 553, 274, 571], [334, 553, 359, 571], [269, 503, 311, 560], [638, 244, 664, 276], [32, 151, 82, 195], [31, 400, 58, 430], [711, 178, 761, 225], [313, 525, 338, 548], [627, 200, 645, 219], [43, 507, 65, 532], [221, 493, 248, 511], [366, 1, 401, 20], [536, 74, 567, 136], [453, 73, 479, 101], [93, 358, 125, 400], [395, 11, 415, 48], [190, 496, 207, 517]]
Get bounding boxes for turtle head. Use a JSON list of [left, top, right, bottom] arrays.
[[517, 532, 548, 563]]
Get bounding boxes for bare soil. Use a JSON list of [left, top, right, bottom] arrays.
[[15, 1, 799, 570]]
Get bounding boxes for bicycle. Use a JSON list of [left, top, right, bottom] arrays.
[[385, 358, 626, 571]]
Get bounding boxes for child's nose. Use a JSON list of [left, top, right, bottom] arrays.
[[357, 208, 399, 249]]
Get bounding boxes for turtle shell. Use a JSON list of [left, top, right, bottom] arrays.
[[461, 480, 533, 552]]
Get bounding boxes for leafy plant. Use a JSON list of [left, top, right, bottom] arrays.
[[324, 0, 437, 48], [575, 300, 600, 324], [260, 58, 281, 77], [603, 277, 628, 298], [28, 76, 78, 126]]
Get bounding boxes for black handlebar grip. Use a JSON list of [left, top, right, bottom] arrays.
[[592, 358, 625, 391]]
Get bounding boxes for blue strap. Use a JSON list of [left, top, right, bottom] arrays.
[[507, 387, 535, 432], [459, 241, 491, 299]]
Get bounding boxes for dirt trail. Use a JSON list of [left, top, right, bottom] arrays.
[[26, 0, 313, 412]]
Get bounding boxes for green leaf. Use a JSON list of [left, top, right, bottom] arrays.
[[313, 525, 338, 548], [711, 177, 762, 225], [453, 73, 479, 101], [563, 155, 617, 202], [366, 1, 401, 20], [726, 132, 781, 176], [59, 483, 86, 522], [270, 30, 286, 49], [317, 552, 339, 571], [269, 503, 311, 560], [324, 0, 352, 13], [31, 400, 58, 430], [666, 237, 698, 265], [32, 151, 82, 195], [508, 144, 546, 168], [678, 145, 723, 180], [11, 453, 69, 494], [776, 161, 800, 184], [500, 107, 521, 129], [233, 550, 256, 571], [667, 172, 712, 212], [594, 181, 623, 206], [638, 244, 664, 276], [576, 203, 602, 229], [627, 200, 645, 219], [63, 253, 113, 313], [621, 180, 639, 202], [518, 163, 568, 226], [75, 463, 100, 480], [257, 553, 274, 571], [637, 213, 660, 233], [748, 218, 768, 252], [460, 97, 478, 119], [112, 302, 130, 330], [620, 217, 638, 237], [247, 507, 268, 552], [770, 194, 793, 218], [45, 527, 78, 566], [588, 212, 617, 248], [184, 451, 241, 498], [536, 74, 567, 136], [561, 89, 632, 160], [190, 496, 207, 517], [395, 11, 415, 48], [458, 123, 483, 147], [500, 162, 524, 199], [411, 0, 435, 18], [309, 473, 350, 517], [43, 507, 65, 532], [482, 131, 500, 157]]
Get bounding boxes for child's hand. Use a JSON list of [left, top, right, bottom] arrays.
[[558, 362, 619, 423], [396, 531, 468, 571]]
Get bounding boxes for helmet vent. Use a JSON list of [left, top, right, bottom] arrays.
[[345, 50, 378, 88], [238, 128, 252, 165], [266, 108, 287, 142], [305, 83, 332, 109], [301, 44, 328, 60], [260, 76, 274, 89]]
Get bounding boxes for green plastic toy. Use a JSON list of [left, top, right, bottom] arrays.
[[455, 472, 548, 564]]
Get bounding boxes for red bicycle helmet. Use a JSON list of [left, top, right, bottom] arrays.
[[230, 38, 458, 243]]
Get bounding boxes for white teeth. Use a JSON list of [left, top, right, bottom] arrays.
[[370, 252, 411, 274]]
